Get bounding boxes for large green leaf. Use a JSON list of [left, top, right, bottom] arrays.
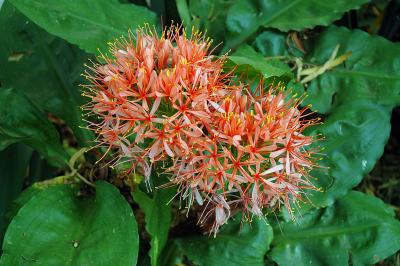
[[303, 26, 400, 114], [307, 100, 391, 208], [227, 45, 292, 80], [165, 216, 273, 266], [0, 88, 68, 167], [8, 0, 157, 54], [0, 3, 92, 144], [223, 0, 369, 51], [270, 191, 400, 266], [132, 186, 175, 266], [0, 143, 32, 242], [1, 181, 139, 265]]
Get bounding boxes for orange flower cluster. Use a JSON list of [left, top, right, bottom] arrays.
[[83, 26, 319, 234]]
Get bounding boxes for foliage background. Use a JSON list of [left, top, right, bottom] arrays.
[[0, 0, 399, 265]]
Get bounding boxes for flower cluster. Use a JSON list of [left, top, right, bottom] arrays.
[[83, 25, 320, 234]]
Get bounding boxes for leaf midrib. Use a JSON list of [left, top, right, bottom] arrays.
[[333, 68, 400, 80], [18, 0, 126, 36], [273, 222, 381, 244], [262, 0, 301, 26]]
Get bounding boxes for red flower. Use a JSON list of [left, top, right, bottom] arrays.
[[83, 25, 320, 235]]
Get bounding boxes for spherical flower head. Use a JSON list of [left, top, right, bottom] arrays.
[[82, 25, 231, 182], [82, 25, 321, 235]]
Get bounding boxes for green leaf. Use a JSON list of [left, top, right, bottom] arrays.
[[270, 191, 400, 266], [132, 186, 175, 266], [228, 45, 292, 80], [5, 182, 44, 223], [1, 181, 139, 265], [0, 88, 68, 167], [223, 0, 261, 52], [252, 30, 304, 58], [6, 176, 82, 228], [176, 0, 191, 28], [308, 100, 391, 207], [253, 30, 290, 57], [0, 143, 32, 242], [1, 175, 71, 247], [178, 0, 232, 46], [303, 26, 400, 114], [0, 3, 92, 144], [8, 0, 158, 54], [224, 0, 369, 51], [261, 0, 369, 32], [167, 216, 273, 266]]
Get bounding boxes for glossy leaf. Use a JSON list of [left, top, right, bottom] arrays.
[[303, 26, 400, 114], [0, 88, 68, 167], [132, 186, 175, 266], [1, 181, 139, 265], [8, 0, 157, 54], [308, 100, 391, 207], [271, 191, 400, 266], [5, 182, 45, 222], [1, 176, 72, 248], [0, 3, 92, 144], [228, 45, 292, 80], [168, 216, 273, 266], [5, 176, 80, 229], [224, 0, 369, 51], [0, 143, 32, 242], [263, 0, 369, 32]]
